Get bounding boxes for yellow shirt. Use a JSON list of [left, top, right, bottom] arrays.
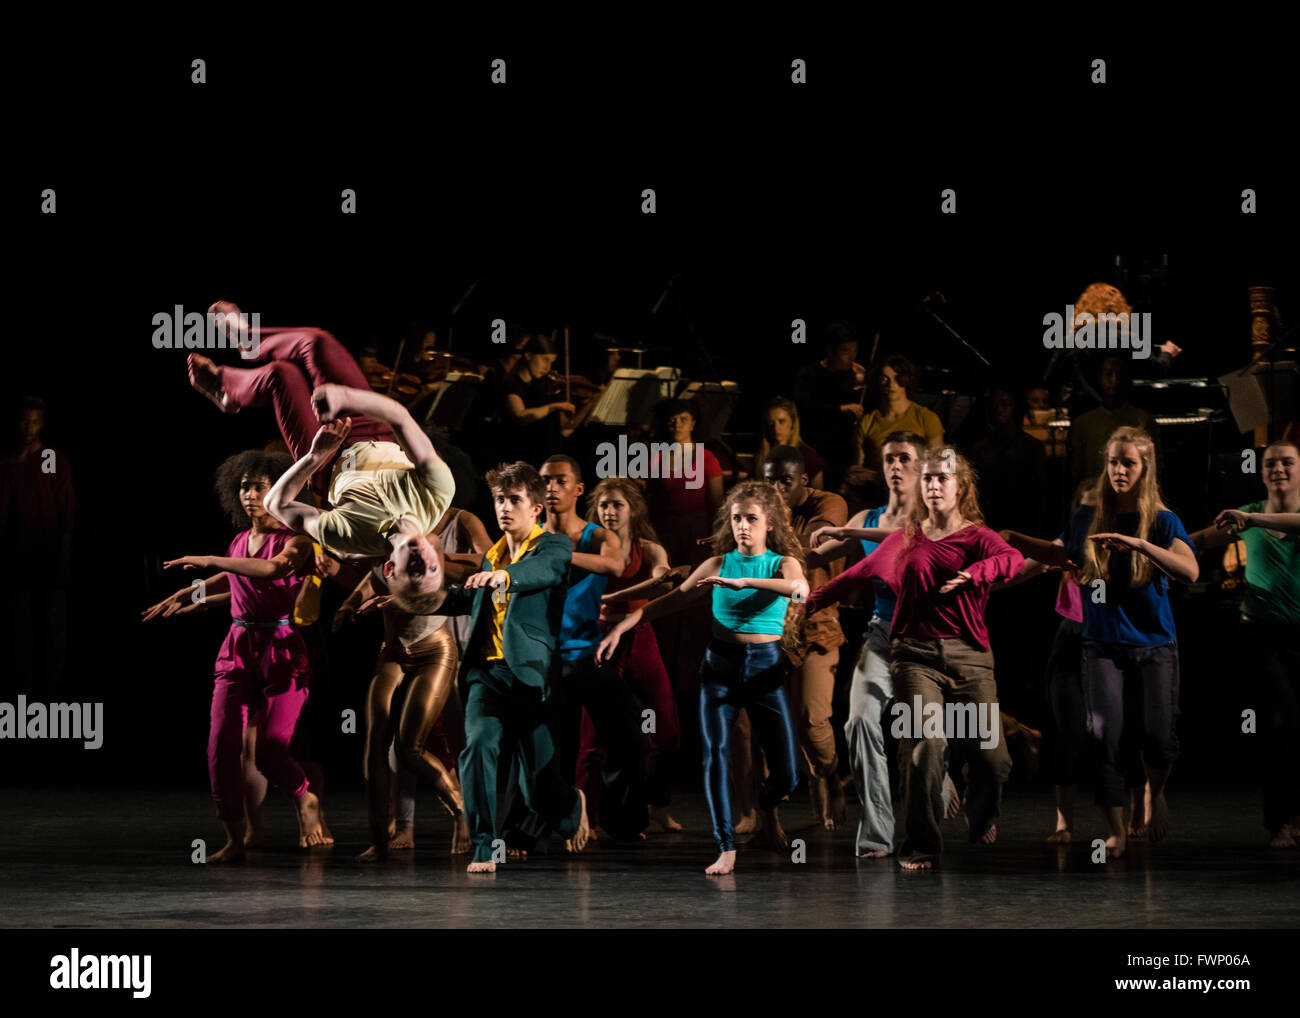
[[482, 523, 545, 662], [857, 402, 945, 462], [317, 442, 456, 558]]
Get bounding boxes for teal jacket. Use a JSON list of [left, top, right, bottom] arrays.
[[436, 530, 571, 692]]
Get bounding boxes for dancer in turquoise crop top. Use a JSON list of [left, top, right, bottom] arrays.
[[712, 549, 789, 634], [597, 481, 808, 876]]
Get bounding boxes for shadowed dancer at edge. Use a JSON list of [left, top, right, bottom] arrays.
[[142, 450, 328, 861], [1188, 439, 1300, 848], [806, 448, 1022, 870], [432, 461, 590, 873], [1002, 427, 1197, 859], [185, 301, 455, 612], [598, 480, 808, 876]]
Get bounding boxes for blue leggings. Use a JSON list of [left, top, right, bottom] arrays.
[[699, 638, 800, 852]]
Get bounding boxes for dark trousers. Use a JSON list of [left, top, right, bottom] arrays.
[[1081, 640, 1179, 808], [1046, 619, 1087, 787], [503, 654, 648, 849], [1243, 621, 1300, 834], [698, 639, 800, 853], [891, 636, 1011, 866], [461, 662, 582, 864]]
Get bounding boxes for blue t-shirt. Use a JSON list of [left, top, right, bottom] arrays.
[[1063, 505, 1192, 646], [559, 522, 609, 662], [860, 506, 898, 624]]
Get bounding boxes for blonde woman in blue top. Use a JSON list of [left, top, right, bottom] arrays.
[[597, 481, 809, 875]]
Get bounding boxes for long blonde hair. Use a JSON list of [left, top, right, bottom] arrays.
[[1080, 427, 1162, 587], [708, 480, 806, 655], [904, 446, 985, 544], [755, 398, 804, 478]]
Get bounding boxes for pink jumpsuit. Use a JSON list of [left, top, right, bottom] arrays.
[[208, 529, 311, 822]]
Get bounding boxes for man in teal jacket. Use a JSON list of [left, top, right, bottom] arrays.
[[436, 461, 589, 872]]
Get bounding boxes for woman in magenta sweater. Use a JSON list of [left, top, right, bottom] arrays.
[[806, 447, 1023, 869]]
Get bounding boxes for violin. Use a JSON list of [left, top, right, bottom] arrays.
[[359, 352, 424, 404]]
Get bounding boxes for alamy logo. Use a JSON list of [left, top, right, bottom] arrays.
[[890, 695, 1000, 749], [594, 436, 705, 490], [1042, 306, 1151, 360], [50, 949, 151, 998], [0, 697, 103, 749], [152, 305, 260, 357]]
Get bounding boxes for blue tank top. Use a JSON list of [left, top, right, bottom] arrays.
[[560, 522, 609, 662], [712, 549, 788, 635], [860, 506, 897, 624]]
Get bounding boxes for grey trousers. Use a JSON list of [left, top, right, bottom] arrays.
[[844, 617, 896, 855]]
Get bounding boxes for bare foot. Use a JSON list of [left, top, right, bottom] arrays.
[[357, 844, 388, 863], [1128, 786, 1151, 838], [1045, 828, 1072, 843], [450, 815, 471, 855], [899, 857, 933, 870], [649, 806, 683, 832], [295, 790, 326, 847], [979, 823, 997, 845], [208, 836, 246, 864], [387, 818, 397, 839], [706, 850, 737, 875], [243, 815, 264, 848], [467, 859, 497, 873], [1147, 792, 1170, 843], [1267, 824, 1297, 848], [1105, 832, 1126, 859], [318, 811, 334, 847], [388, 825, 415, 851], [507, 847, 529, 859], [858, 848, 890, 859], [563, 789, 591, 853], [733, 809, 758, 836], [750, 810, 789, 853], [186, 354, 237, 413], [943, 774, 962, 819]]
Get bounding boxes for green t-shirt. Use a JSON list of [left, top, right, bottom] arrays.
[[1238, 501, 1300, 625]]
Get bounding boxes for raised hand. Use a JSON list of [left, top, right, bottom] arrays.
[[308, 417, 352, 459]]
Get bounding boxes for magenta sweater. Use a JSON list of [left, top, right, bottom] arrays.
[[806, 525, 1023, 650]]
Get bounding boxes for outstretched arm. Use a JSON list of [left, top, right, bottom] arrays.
[[572, 527, 624, 576], [1000, 529, 1073, 569], [142, 572, 231, 621], [164, 535, 314, 581], [1216, 508, 1300, 536], [595, 556, 721, 663]]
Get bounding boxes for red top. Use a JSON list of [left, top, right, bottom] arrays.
[[601, 538, 652, 623], [806, 525, 1023, 650], [648, 447, 722, 517]]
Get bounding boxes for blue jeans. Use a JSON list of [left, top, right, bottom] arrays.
[[699, 639, 799, 852]]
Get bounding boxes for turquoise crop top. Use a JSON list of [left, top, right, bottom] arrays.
[[711, 549, 789, 634]]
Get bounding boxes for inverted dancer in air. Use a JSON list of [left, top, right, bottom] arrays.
[[432, 462, 590, 873], [1189, 438, 1300, 847], [806, 447, 1022, 870], [185, 302, 455, 610], [142, 450, 327, 862], [598, 480, 808, 876]]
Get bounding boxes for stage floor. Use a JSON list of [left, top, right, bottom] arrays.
[[1, 787, 1296, 929]]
